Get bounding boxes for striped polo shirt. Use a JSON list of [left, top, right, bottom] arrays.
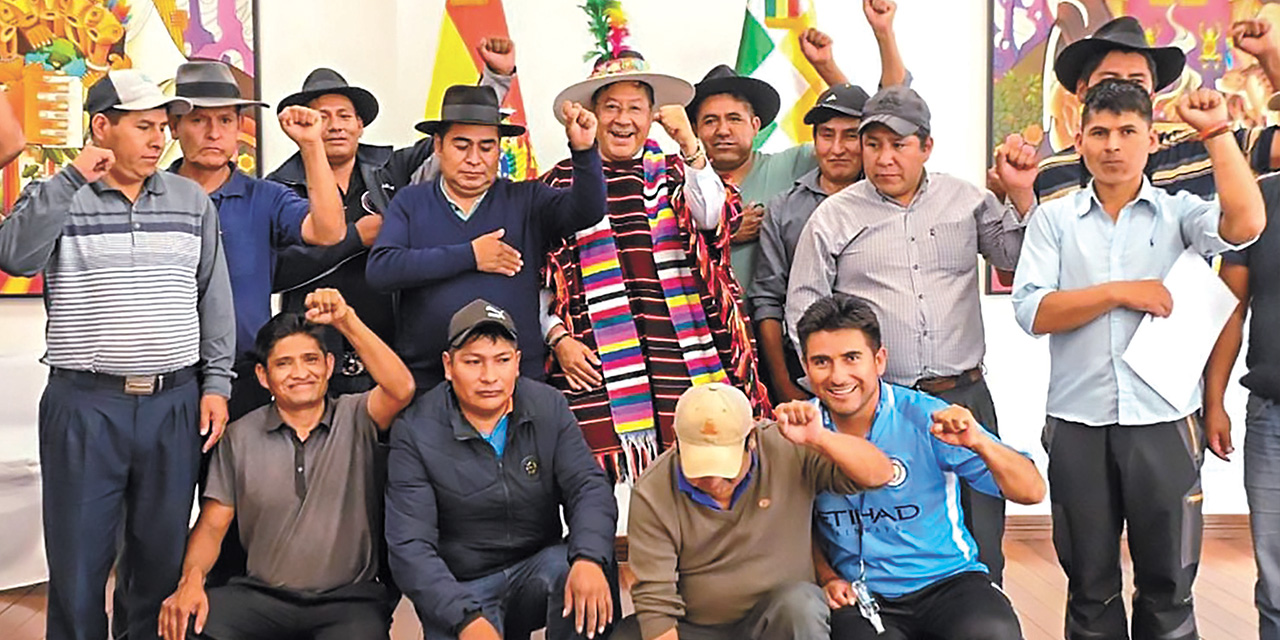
[[0, 166, 236, 396], [1034, 126, 1277, 203]]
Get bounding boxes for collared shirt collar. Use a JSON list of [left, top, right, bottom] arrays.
[[676, 449, 758, 511], [1076, 176, 1160, 218], [871, 170, 930, 208], [264, 398, 336, 434], [89, 169, 168, 197], [440, 179, 489, 220], [167, 159, 250, 198], [796, 167, 826, 195]]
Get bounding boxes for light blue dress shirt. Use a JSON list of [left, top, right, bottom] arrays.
[[1012, 178, 1251, 426]]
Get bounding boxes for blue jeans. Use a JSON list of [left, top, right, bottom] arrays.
[[421, 544, 587, 640], [1247, 394, 1280, 640]]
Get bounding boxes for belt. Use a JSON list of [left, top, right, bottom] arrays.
[[912, 366, 982, 395], [51, 366, 198, 395]]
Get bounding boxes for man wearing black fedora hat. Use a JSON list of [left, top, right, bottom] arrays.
[[687, 0, 906, 291], [366, 85, 605, 394], [269, 37, 518, 397], [1017, 15, 1280, 206], [168, 59, 346, 422]]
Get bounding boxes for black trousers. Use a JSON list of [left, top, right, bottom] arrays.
[[932, 376, 1006, 585], [1044, 416, 1205, 640], [830, 571, 1021, 640], [40, 373, 201, 640], [194, 579, 392, 640]]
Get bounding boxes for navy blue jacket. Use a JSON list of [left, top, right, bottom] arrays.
[[365, 145, 605, 389], [385, 379, 617, 632]]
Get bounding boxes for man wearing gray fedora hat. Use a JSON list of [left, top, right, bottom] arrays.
[[269, 37, 518, 399], [169, 59, 346, 422], [366, 84, 605, 393]]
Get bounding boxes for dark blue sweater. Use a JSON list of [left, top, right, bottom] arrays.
[[366, 146, 606, 389]]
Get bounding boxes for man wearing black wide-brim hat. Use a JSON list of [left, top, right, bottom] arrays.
[[1019, 15, 1280, 206], [686, 0, 906, 292], [268, 38, 518, 398], [365, 84, 606, 394]]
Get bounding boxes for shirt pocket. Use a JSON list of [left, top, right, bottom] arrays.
[[929, 219, 977, 275]]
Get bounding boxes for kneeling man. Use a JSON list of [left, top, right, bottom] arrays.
[[159, 288, 416, 640], [798, 294, 1045, 639], [615, 380, 895, 640], [386, 299, 619, 640]]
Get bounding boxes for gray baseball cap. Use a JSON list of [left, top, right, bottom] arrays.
[[448, 299, 518, 350], [85, 69, 191, 116], [858, 86, 930, 137]]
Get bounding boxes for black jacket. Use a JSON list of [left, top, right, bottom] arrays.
[[268, 138, 432, 296], [385, 378, 617, 632]]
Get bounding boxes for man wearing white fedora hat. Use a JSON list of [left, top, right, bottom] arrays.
[[541, 48, 768, 486]]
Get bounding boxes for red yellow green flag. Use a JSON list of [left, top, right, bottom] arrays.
[[425, 0, 538, 180]]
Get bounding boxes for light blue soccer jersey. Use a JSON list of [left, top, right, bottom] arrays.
[[814, 382, 1023, 598]]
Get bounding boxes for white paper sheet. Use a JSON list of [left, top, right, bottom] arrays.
[[1122, 249, 1240, 408]]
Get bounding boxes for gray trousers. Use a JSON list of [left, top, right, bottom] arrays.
[[1044, 416, 1205, 640], [609, 582, 828, 640], [933, 377, 1006, 585]]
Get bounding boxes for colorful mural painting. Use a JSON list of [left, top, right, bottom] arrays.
[[991, 0, 1278, 155], [987, 0, 1278, 294], [0, 0, 259, 296]]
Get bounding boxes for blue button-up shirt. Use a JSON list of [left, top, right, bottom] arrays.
[[174, 163, 310, 356], [1012, 178, 1251, 426]]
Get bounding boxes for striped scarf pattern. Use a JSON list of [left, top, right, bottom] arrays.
[[571, 141, 732, 476]]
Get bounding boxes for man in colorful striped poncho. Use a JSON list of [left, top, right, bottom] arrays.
[[541, 51, 767, 484]]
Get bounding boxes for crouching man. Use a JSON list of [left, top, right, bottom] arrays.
[[158, 288, 415, 640], [613, 380, 895, 640], [386, 299, 619, 640]]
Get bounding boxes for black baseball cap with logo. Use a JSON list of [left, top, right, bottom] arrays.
[[448, 299, 519, 350], [804, 83, 871, 125]]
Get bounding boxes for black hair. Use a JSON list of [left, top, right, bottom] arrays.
[[1081, 78, 1153, 126], [449, 324, 518, 353], [1078, 48, 1157, 91], [796, 293, 882, 354], [810, 112, 862, 136], [252, 312, 329, 367], [695, 90, 756, 121], [858, 121, 929, 146]]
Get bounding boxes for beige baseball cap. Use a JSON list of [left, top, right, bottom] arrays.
[[674, 382, 754, 479]]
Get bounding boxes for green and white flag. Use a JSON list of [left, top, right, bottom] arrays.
[[735, 0, 821, 152]]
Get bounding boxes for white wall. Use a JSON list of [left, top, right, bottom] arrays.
[[0, 0, 1249, 523]]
